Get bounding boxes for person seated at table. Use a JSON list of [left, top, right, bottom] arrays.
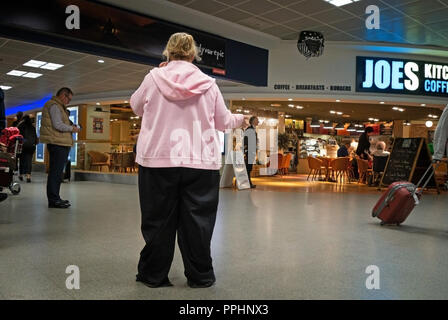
[[337, 141, 350, 157], [372, 141, 390, 157]]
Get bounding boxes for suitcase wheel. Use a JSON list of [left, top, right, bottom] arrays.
[[380, 221, 385, 226], [10, 183, 21, 195]]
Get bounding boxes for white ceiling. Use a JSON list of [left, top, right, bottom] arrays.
[[0, 37, 249, 110], [167, 0, 448, 47]]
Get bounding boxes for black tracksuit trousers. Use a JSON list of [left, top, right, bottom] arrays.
[[137, 166, 220, 286]]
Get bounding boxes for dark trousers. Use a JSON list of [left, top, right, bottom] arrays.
[[47, 144, 70, 203], [245, 163, 253, 186], [137, 166, 220, 286], [19, 150, 34, 175]]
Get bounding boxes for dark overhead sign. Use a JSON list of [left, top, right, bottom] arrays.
[[0, 0, 268, 86], [356, 56, 448, 97]]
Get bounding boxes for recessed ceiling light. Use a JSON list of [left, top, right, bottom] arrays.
[[336, 112, 343, 115], [330, 111, 336, 114], [288, 98, 293, 101], [98, 60, 105, 63], [288, 104, 294, 107], [270, 104, 281, 107], [96, 102, 101, 105], [336, 99, 341, 102], [40, 63, 64, 70], [379, 101, 385, 104], [0, 85, 12, 90], [392, 107, 399, 110], [22, 72, 42, 78], [296, 106, 303, 109], [324, 0, 361, 8], [7, 70, 27, 76], [124, 100, 129, 103], [242, 98, 246, 100], [421, 104, 426, 107], [23, 60, 47, 68], [426, 120, 433, 128]]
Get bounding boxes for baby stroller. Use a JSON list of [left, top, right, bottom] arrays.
[[0, 127, 23, 195]]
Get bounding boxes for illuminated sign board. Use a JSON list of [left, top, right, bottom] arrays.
[[356, 56, 448, 97]]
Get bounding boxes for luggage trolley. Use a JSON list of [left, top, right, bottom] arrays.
[[0, 137, 23, 195]]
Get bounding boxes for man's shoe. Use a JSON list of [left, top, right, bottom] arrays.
[[26, 178, 31, 183], [48, 200, 70, 209], [18, 176, 23, 181], [0, 193, 7, 202], [187, 279, 215, 288], [136, 275, 173, 288]]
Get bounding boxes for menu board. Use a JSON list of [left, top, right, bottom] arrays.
[[380, 138, 423, 186], [380, 137, 437, 190]]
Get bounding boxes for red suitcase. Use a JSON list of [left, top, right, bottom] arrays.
[[372, 163, 438, 226]]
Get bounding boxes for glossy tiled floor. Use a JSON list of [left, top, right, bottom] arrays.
[[1, 173, 448, 300]]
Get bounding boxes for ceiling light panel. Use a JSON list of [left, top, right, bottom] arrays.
[[40, 63, 64, 70], [324, 0, 361, 7], [22, 72, 43, 78], [7, 70, 27, 76], [23, 60, 47, 68]]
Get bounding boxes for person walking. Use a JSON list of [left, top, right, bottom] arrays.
[[0, 88, 7, 203], [39, 88, 79, 209], [433, 104, 448, 164], [17, 115, 39, 183], [130, 32, 244, 288], [12, 111, 23, 127], [244, 116, 258, 188], [0, 88, 5, 131]]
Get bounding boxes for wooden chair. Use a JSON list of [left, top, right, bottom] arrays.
[[356, 158, 372, 184], [267, 153, 283, 175], [280, 153, 292, 175], [307, 156, 326, 181], [371, 155, 389, 186], [121, 152, 136, 173], [88, 151, 110, 172], [110, 152, 122, 172], [330, 157, 351, 184]]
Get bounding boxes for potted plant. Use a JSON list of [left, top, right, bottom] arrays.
[[277, 133, 289, 154]]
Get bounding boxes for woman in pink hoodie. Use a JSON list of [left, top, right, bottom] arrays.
[[130, 33, 244, 288]]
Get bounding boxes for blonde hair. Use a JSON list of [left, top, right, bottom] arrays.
[[162, 32, 201, 62], [376, 141, 386, 151]]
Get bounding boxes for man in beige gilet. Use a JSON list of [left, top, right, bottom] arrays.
[[40, 88, 79, 208]]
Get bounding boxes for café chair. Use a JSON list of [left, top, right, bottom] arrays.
[[371, 155, 389, 186], [88, 151, 110, 172], [280, 153, 292, 175], [330, 157, 351, 184], [267, 153, 283, 176], [121, 152, 136, 173], [307, 156, 325, 181], [356, 158, 372, 184]]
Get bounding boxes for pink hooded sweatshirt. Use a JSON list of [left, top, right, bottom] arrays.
[[130, 60, 244, 170]]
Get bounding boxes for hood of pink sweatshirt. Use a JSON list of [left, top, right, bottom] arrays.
[[150, 60, 215, 101]]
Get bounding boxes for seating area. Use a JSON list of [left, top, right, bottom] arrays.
[[304, 155, 389, 186], [87, 151, 137, 173]]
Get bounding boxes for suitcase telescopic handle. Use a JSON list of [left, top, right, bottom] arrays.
[[414, 160, 447, 196]]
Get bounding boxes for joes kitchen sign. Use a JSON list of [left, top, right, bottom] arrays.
[[356, 56, 448, 97]]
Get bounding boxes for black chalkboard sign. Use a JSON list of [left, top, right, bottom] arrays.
[[380, 138, 438, 191]]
